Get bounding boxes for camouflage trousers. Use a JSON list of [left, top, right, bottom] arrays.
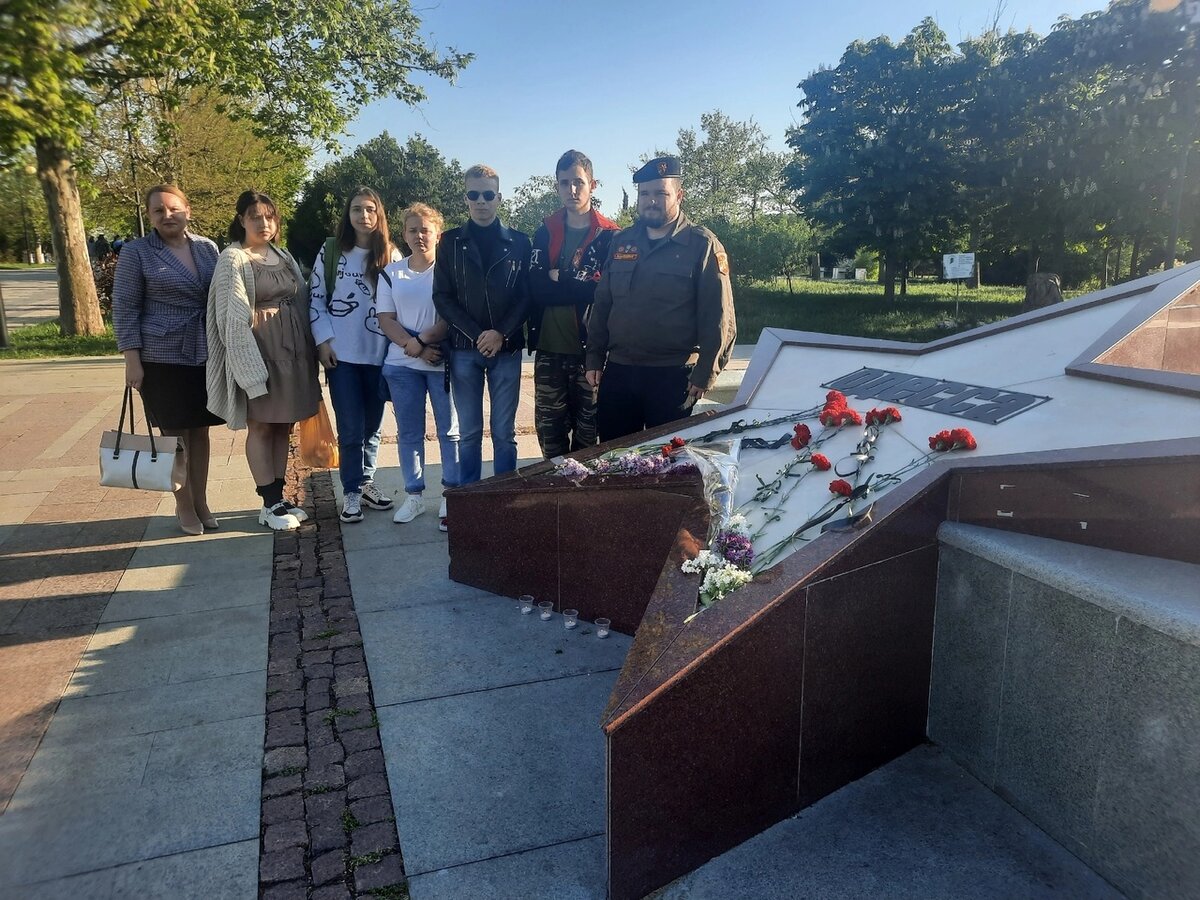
[[534, 351, 598, 459]]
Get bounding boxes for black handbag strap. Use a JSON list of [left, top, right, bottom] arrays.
[[112, 386, 159, 460]]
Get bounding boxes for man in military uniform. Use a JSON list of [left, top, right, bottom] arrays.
[[584, 156, 736, 442]]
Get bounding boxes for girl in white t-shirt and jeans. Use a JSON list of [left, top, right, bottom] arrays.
[[377, 204, 460, 531]]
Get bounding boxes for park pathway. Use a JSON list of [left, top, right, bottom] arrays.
[[0, 355, 271, 896]]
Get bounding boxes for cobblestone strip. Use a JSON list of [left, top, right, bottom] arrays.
[[259, 467, 408, 900]]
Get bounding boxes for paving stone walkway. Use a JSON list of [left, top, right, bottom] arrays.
[[0, 356, 268, 896], [0, 342, 752, 898]]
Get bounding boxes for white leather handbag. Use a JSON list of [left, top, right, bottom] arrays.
[[98, 386, 187, 492]]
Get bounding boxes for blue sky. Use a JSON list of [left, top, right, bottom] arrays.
[[339, 0, 1104, 213]]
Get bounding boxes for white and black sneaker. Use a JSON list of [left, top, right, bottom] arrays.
[[340, 490, 364, 523], [260, 502, 301, 531], [360, 481, 393, 511]]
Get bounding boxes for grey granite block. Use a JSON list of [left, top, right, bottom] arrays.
[[362, 598, 630, 706], [68, 605, 268, 696], [1092, 617, 1200, 900], [993, 573, 1118, 857], [18, 838, 259, 899], [46, 670, 266, 745], [660, 744, 1122, 899], [144, 716, 265, 785], [346, 542, 491, 612], [938, 522, 1200, 648], [0, 770, 261, 885], [928, 545, 1012, 785], [7, 731, 153, 809], [377, 672, 615, 875], [100, 575, 268, 623], [408, 834, 605, 900], [115, 550, 267, 592]]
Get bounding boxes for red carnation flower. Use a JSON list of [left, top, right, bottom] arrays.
[[661, 445, 672, 458], [825, 390, 847, 409], [949, 427, 978, 450], [929, 429, 953, 451], [811, 453, 831, 471], [865, 409, 879, 425], [819, 409, 839, 427], [829, 478, 854, 497], [671, 436, 686, 448], [839, 408, 863, 426], [792, 423, 812, 448], [885, 407, 902, 422]]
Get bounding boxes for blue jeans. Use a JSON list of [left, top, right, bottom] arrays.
[[382, 364, 461, 494], [449, 348, 521, 484], [326, 361, 385, 494]]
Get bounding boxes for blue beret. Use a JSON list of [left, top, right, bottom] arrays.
[[632, 156, 682, 183]]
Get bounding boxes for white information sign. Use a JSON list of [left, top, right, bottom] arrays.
[[943, 253, 975, 280]]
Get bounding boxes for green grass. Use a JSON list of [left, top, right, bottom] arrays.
[[0, 320, 119, 358], [0, 262, 55, 270], [734, 278, 1075, 345]]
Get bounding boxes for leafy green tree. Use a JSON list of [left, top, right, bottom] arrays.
[[0, 155, 49, 263], [287, 132, 465, 265], [501, 175, 559, 238], [787, 18, 965, 299], [0, 0, 470, 334], [79, 88, 307, 242], [672, 112, 791, 225], [719, 214, 813, 291]]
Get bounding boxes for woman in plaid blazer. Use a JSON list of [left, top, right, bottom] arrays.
[[113, 184, 221, 536]]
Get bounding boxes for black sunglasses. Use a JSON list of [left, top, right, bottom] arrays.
[[466, 190, 497, 202]]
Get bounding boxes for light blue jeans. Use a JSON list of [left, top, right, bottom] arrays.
[[382, 364, 460, 494], [326, 361, 385, 494], [449, 348, 521, 484]]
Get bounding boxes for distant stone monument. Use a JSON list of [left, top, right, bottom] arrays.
[[1022, 271, 1063, 312]]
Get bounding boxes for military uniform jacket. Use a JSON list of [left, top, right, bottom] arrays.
[[585, 213, 735, 391]]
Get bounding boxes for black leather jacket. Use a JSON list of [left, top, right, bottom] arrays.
[[432, 221, 531, 352]]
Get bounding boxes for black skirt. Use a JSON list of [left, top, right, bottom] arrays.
[[140, 361, 224, 430]]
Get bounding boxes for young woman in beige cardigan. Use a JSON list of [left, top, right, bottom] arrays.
[[206, 190, 320, 530]]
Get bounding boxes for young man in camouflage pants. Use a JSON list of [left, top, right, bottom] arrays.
[[527, 150, 619, 458]]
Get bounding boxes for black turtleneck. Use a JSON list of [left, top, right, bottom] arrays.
[[467, 218, 503, 270]]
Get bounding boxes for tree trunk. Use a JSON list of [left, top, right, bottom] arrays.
[[1129, 237, 1140, 279], [1101, 241, 1110, 289], [899, 261, 909, 297], [1028, 242, 1039, 277], [785, 272, 794, 296], [967, 226, 980, 288], [35, 137, 104, 336], [882, 255, 896, 301], [1164, 105, 1193, 270], [1113, 241, 1122, 284]]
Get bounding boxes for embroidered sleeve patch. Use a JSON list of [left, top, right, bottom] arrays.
[[715, 250, 729, 275]]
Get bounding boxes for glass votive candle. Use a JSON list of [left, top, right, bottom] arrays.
[[519, 594, 535, 614], [595, 617, 611, 639], [538, 601, 554, 621], [563, 609, 579, 629]]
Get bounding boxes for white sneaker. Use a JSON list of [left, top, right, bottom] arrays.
[[438, 497, 448, 518], [260, 503, 300, 531], [360, 481, 394, 510], [340, 491, 363, 523], [393, 494, 425, 524], [286, 503, 309, 523]]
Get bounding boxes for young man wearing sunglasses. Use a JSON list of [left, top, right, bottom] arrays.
[[433, 164, 532, 488], [527, 149, 619, 459]]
